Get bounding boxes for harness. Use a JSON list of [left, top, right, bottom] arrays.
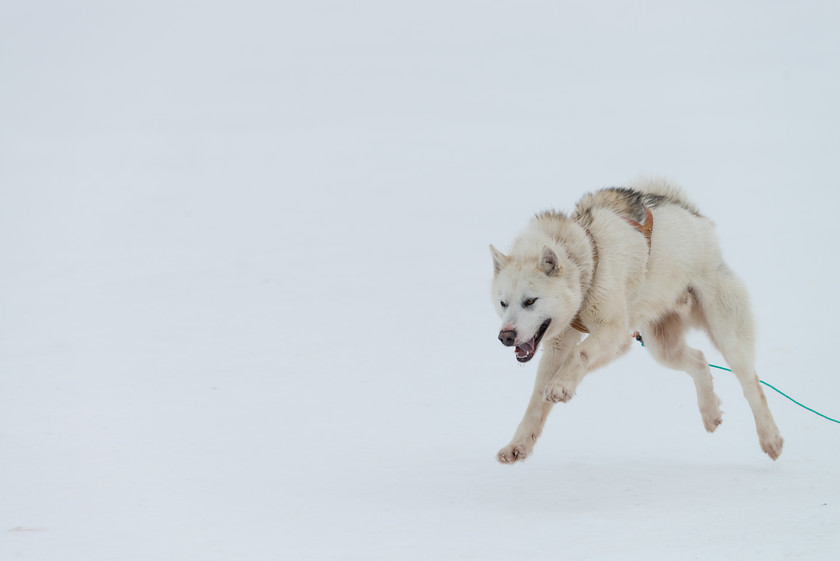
[[621, 205, 654, 251], [570, 205, 653, 334]]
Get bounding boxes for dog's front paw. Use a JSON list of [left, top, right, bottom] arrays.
[[497, 439, 534, 464], [543, 381, 575, 403]]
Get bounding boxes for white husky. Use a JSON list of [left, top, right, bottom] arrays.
[[490, 179, 783, 463]]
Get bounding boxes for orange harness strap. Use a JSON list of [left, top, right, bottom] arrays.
[[621, 205, 653, 251]]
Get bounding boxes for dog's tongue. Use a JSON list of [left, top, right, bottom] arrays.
[[515, 340, 534, 358]]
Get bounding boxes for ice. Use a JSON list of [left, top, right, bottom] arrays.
[[2, 1, 840, 560]]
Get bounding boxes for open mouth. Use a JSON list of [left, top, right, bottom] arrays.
[[515, 319, 551, 363]]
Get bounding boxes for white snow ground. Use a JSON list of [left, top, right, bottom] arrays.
[[2, 1, 840, 559]]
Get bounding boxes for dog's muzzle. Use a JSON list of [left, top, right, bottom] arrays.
[[498, 329, 516, 347], [498, 319, 551, 363]]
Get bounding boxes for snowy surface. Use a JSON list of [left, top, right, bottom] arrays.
[[2, 1, 840, 559]]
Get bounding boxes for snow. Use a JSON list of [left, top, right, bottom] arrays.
[[2, 1, 840, 559]]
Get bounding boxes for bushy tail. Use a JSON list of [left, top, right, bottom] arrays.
[[629, 177, 702, 216]]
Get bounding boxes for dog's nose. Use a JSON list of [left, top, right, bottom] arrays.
[[498, 329, 517, 346]]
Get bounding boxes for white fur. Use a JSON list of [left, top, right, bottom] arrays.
[[490, 180, 783, 463]]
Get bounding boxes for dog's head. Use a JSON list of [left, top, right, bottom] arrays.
[[490, 244, 583, 363]]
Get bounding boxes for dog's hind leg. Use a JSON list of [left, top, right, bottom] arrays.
[[642, 311, 723, 432], [497, 329, 581, 464], [695, 268, 784, 460]]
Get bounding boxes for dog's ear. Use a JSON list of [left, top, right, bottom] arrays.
[[539, 246, 561, 275], [490, 245, 508, 275]]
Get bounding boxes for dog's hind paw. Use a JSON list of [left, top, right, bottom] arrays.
[[703, 414, 723, 433], [497, 441, 533, 464], [760, 432, 784, 461], [699, 394, 723, 433], [701, 404, 723, 432]]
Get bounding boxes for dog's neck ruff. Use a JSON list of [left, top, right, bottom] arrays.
[[569, 206, 653, 334], [570, 228, 599, 334]]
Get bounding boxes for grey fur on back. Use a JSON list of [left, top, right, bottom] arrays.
[[573, 180, 702, 229]]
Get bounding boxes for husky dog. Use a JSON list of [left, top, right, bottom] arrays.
[[489, 179, 783, 463]]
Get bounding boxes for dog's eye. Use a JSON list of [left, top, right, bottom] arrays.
[[523, 297, 538, 308], [500, 301, 508, 309]]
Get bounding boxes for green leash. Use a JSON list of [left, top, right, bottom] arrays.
[[634, 335, 840, 424]]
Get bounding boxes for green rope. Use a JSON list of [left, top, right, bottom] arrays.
[[635, 336, 840, 424]]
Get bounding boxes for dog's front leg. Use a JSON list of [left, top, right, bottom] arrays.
[[543, 321, 632, 403], [498, 330, 581, 464]]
